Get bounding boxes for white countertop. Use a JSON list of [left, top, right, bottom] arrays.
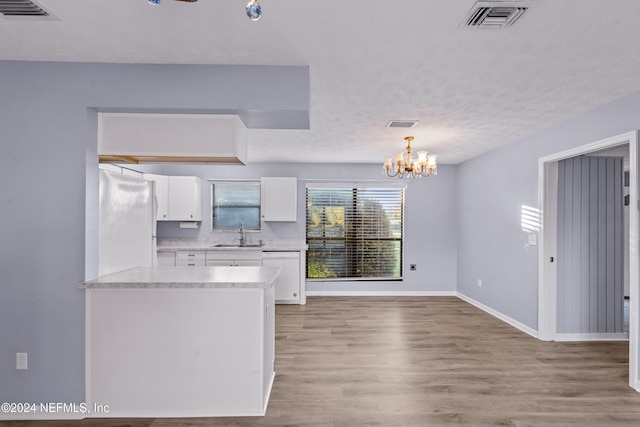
[[81, 266, 280, 289], [157, 238, 308, 252]]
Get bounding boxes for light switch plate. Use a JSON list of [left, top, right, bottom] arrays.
[[528, 234, 537, 246]]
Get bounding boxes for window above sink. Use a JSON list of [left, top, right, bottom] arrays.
[[210, 181, 261, 232]]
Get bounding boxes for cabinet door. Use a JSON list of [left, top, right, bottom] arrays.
[[144, 174, 169, 221], [157, 251, 176, 267], [235, 259, 263, 267], [263, 252, 300, 302], [206, 260, 235, 267], [168, 176, 202, 221], [261, 177, 297, 222]]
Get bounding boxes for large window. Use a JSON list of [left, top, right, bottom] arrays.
[[211, 181, 261, 231], [306, 184, 404, 280]]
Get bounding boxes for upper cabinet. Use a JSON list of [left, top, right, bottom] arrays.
[[168, 176, 202, 221], [261, 177, 297, 222], [144, 174, 169, 220], [98, 113, 247, 165], [144, 174, 202, 222]]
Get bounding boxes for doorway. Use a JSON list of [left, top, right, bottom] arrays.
[[538, 131, 639, 391]]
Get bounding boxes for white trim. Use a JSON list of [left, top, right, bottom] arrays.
[[457, 292, 539, 339], [538, 132, 636, 163], [538, 130, 639, 390], [305, 291, 456, 297], [629, 131, 639, 389], [304, 180, 407, 189], [554, 333, 629, 342]]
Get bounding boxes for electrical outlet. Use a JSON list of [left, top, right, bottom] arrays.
[[477, 279, 482, 288], [16, 352, 27, 370], [410, 264, 417, 271]]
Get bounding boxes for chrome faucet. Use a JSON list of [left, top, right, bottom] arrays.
[[239, 222, 246, 247]]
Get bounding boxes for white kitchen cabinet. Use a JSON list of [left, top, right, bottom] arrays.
[[144, 174, 169, 220], [261, 177, 297, 222], [263, 251, 302, 303], [157, 251, 176, 267], [176, 251, 206, 267], [143, 175, 202, 222], [169, 176, 202, 221], [206, 250, 262, 267]]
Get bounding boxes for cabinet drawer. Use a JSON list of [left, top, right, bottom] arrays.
[[206, 250, 262, 261], [177, 251, 206, 262], [177, 259, 206, 267]]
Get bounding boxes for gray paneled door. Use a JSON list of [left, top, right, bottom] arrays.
[[556, 156, 624, 333]]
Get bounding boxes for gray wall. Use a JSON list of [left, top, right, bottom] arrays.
[[0, 60, 309, 404], [140, 162, 458, 293], [457, 88, 640, 331]]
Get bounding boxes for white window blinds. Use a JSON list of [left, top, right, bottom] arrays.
[[306, 185, 404, 280]]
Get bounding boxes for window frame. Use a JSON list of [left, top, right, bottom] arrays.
[[210, 180, 262, 232], [305, 181, 405, 282]]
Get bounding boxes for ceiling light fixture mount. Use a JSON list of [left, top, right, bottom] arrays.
[[147, 0, 262, 21], [383, 136, 437, 179], [246, 0, 262, 20]]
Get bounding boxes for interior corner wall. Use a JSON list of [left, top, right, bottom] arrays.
[[456, 88, 640, 331], [0, 60, 309, 409]]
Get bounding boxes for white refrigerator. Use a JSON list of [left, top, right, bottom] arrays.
[[98, 169, 157, 277]]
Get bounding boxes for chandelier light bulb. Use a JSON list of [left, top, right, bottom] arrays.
[[246, 0, 262, 20]]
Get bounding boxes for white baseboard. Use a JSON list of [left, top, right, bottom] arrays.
[[554, 332, 629, 341], [305, 291, 457, 297], [456, 292, 539, 339]]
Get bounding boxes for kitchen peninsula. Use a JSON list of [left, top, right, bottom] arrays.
[[81, 266, 279, 418], [157, 238, 308, 305]]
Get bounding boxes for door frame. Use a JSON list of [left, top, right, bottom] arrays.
[[537, 130, 639, 391]]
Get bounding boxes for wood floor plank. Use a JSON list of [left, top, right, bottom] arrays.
[[5, 296, 640, 426]]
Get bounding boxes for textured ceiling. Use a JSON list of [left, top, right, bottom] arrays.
[[3, 0, 640, 164]]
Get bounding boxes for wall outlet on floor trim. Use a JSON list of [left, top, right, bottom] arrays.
[[16, 352, 28, 370]]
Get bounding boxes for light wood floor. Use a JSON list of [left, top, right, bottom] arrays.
[[5, 296, 640, 426]]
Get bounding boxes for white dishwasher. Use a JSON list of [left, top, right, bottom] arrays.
[[262, 251, 300, 303]]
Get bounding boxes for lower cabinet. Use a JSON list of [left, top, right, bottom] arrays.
[[205, 250, 263, 267], [157, 251, 176, 267], [176, 251, 205, 267], [155, 248, 305, 305], [263, 252, 301, 303]]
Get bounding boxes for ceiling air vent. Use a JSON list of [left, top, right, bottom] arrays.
[[0, 0, 49, 16], [464, 2, 528, 29], [386, 120, 419, 129]]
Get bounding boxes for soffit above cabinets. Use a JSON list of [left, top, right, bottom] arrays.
[[97, 113, 247, 165]]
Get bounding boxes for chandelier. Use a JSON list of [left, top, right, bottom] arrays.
[[383, 136, 437, 179]]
